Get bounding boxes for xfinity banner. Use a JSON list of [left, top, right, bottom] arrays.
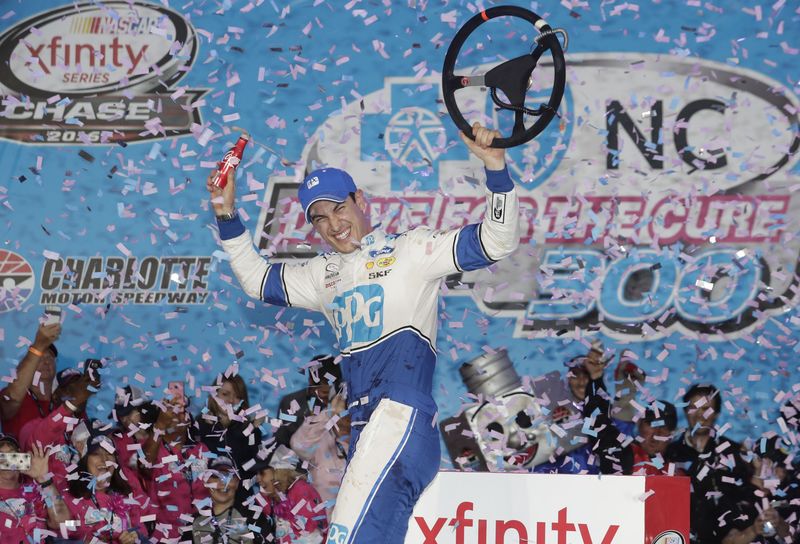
[[406, 473, 689, 544], [0, 0, 797, 454]]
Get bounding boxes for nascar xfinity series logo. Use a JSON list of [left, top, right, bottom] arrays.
[[256, 53, 800, 341], [0, 1, 205, 144]]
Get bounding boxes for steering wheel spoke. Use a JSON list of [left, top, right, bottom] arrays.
[[442, 6, 566, 148], [448, 74, 486, 89], [513, 110, 526, 137]]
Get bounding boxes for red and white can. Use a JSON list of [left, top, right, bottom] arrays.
[[211, 133, 249, 188]]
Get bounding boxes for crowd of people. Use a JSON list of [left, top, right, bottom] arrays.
[[1, 319, 798, 543], [526, 345, 800, 544], [0, 321, 341, 543]]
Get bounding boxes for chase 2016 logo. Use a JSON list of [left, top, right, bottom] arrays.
[[0, 1, 206, 145]]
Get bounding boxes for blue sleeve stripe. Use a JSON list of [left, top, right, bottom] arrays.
[[217, 215, 246, 240], [454, 223, 495, 271], [451, 230, 463, 272], [485, 166, 514, 192], [262, 263, 289, 306], [477, 223, 498, 264]]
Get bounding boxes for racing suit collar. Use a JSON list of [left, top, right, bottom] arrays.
[[360, 227, 386, 249], [338, 226, 383, 262]]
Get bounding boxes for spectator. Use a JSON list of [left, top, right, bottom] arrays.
[[718, 436, 797, 543], [274, 355, 341, 448], [607, 350, 646, 438], [142, 391, 210, 542], [251, 445, 327, 544], [197, 371, 263, 479], [19, 367, 99, 482], [628, 402, 680, 475], [0, 435, 70, 542], [0, 321, 61, 439], [666, 383, 751, 544], [779, 396, 799, 437], [193, 456, 268, 544], [109, 385, 157, 501], [577, 350, 681, 476], [62, 437, 149, 543], [290, 387, 350, 517], [533, 348, 605, 475], [565, 355, 591, 406]]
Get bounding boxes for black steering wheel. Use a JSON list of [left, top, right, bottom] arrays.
[[442, 6, 567, 149]]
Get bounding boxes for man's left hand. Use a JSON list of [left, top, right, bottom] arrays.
[[460, 122, 505, 171]]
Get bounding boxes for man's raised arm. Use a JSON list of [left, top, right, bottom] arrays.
[[0, 323, 60, 420], [207, 169, 322, 311], [413, 123, 521, 280]]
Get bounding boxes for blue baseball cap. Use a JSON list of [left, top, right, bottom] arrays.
[[299, 167, 357, 223]]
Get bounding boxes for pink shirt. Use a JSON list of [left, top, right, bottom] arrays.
[[111, 433, 150, 500], [0, 389, 52, 441], [19, 404, 73, 451], [0, 484, 49, 543], [290, 410, 347, 517], [263, 478, 328, 543], [149, 441, 210, 541], [61, 488, 146, 543], [19, 405, 75, 487]]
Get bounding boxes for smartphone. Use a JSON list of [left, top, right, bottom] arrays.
[[0, 452, 31, 472], [42, 305, 62, 326], [167, 381, 186, 411], [84, 358, 104, 379]]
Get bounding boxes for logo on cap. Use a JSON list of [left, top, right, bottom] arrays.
[[306, 176, 320, 189]]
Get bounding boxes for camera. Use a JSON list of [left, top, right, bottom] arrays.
[[83, 358, 104, 380]]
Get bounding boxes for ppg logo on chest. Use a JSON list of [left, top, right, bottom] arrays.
[[332, 285, 384, 347]]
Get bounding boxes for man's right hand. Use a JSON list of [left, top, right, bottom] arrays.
[[206, 169, 236, 216], [584, 349, 606, 381], [32, 323, 61, 352]]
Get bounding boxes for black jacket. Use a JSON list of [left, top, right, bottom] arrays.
[[273, 388, 314, 448], [666, 433, 750, 544], [197, 413, 263, 479]]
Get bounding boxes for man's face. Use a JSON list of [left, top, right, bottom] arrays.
[[121, 409, 149, 440], [37, 352, 56, 383], [308, 191, 370, 254], [638, 421, 673, 457], [309, 381, 332, 407], [684, 393, 718, 432], [122, 409, 142, 429], [567, 368, 589, 401]]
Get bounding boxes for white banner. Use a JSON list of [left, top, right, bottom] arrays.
[[406, 472, 688, 544]]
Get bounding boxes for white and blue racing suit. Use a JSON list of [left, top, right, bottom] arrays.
[[216, 167, 519, 544]]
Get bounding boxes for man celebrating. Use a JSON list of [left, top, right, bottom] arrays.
[[207, 123, 519, 543]]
